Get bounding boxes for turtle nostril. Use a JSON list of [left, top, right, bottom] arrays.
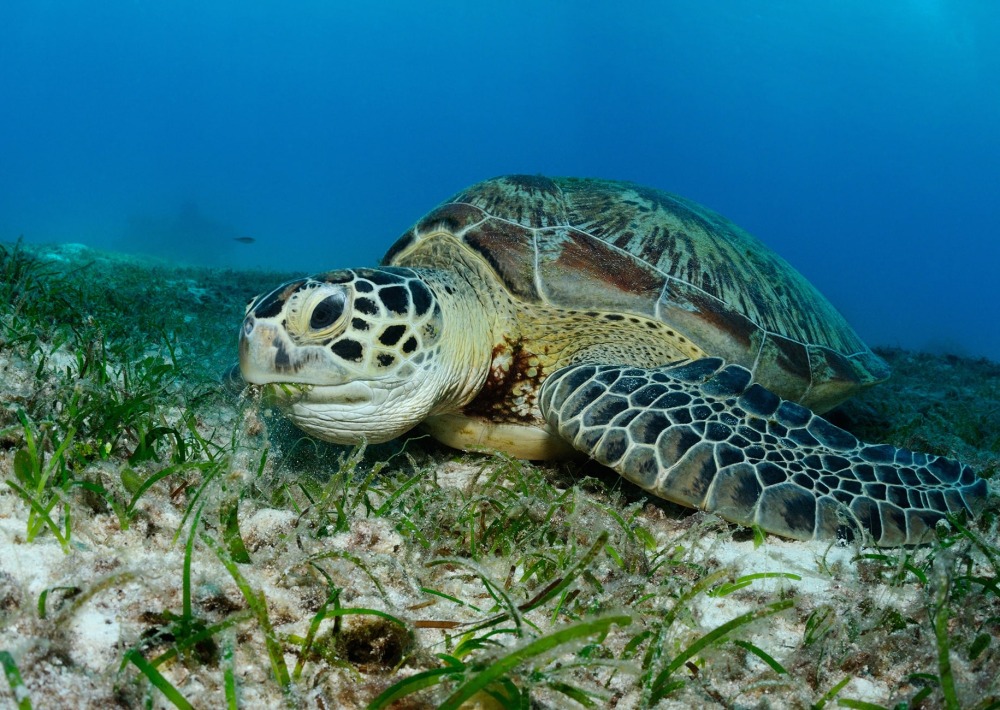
[[243, 317, 255, 336]]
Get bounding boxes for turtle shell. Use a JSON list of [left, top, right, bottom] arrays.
[[383, 175, 889, 412]]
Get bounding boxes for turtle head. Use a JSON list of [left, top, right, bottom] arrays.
[[239, 267, 449, 444]]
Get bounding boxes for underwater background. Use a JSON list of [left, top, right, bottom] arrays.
[[1, 1, 998, 360]]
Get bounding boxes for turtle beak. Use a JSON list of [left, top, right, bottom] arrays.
[[239, 315, 291, 384]]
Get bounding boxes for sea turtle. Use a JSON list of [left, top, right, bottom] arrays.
[[238, 175, 987, 546]]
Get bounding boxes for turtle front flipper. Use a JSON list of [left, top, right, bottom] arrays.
[[539, 358, 988, 546]]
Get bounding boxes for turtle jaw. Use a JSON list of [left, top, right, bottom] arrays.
[[277, 385, 415, 445]]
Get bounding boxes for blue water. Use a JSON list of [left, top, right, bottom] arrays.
[[2, 1, 998, 360]]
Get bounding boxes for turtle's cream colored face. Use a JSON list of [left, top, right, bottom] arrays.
[[239, 267, 446, 444]]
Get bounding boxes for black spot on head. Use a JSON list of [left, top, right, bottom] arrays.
[[355, 297, 379, 316], [318, 271, 354, 284], [379, 325, 406, 347], [253, 281, 303, 319], [274, 340, 291, 371], [377, 353, 396, 367], [331, 339, 363, 362], [351, 317, 370, 331], [410, 280, 433, 315], [402, 336, 418, 354], [355, 280, 374, 293], [380, 285, 410, 315], [604, 314, 624, 321], [358, 268, 404, 285]]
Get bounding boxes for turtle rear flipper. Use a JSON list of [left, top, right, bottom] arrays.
[[539, 358, 988, 547]]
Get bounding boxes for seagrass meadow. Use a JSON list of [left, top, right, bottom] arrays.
[[1, 240, 998, 709]]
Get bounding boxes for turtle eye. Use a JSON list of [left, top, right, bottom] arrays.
[[309, 292, 346, 331]]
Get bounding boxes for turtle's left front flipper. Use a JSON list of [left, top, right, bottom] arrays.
[[539, 358, 988, 546]]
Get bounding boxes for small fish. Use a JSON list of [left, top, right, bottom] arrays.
[[234, 236, 256, 244]]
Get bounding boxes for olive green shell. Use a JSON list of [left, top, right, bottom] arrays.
[[383, 175, 889, 412]]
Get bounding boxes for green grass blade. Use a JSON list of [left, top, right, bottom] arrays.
[[293, 590, 336, 681], [4, 479, 69, 551], [149, 610, 255, 668], [308, 550, 387, 598], [731, 639, 787, 674], [837, 700, 890, 710], [126, 650, 195, 710], [37, 586, 81, 619], [521, 530, 610, 614], [419, 586, 484, 613], [546, 680, 600, 708], [427, 557, 525, 634], [813, 675, 851, 709], [708, 571, 802, 597], [124, 463, 186, 516], [322, 607, 408, 627], [222, 636, 238, 710], [0, 651, 32, 710], [438, 613, 632, 710], [651, 598, 794, 700], [932, 575, 959, 710], [201, 533, 292, 696], [220, 497, 252, 564], [368, 665, 465, 709]]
